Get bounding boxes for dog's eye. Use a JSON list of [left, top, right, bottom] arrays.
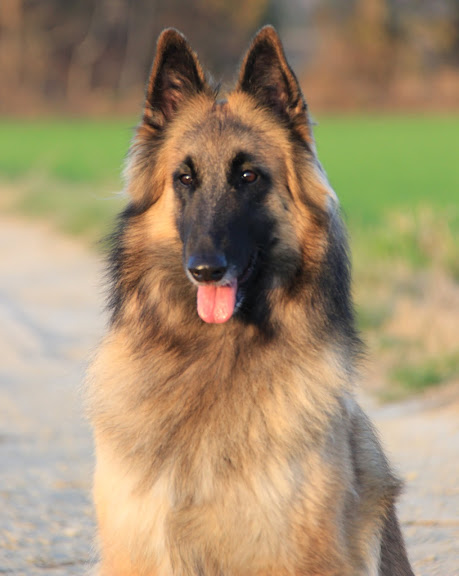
[[241, 170, 258, 184], [179, 174, 193, 186]]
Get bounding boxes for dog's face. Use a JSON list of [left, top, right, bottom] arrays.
[[124, 27, 335, 325], [168, 97, 299, 324], [173, 109, 275, 323]]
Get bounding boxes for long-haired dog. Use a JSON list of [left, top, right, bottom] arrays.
[[87, 26, 414, 576]]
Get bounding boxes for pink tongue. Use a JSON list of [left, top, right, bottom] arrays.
[[197, 280, 238, 324]]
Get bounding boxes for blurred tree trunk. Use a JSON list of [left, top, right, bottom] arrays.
[[451, 2, 459, 66], [66, 0, 111, 105], [352, 0, 396, 83], [118, 0, 154, 95], [0, 0, 23, 107]]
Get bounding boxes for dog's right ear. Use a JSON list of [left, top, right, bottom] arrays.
[[143, 29, 210, 129]]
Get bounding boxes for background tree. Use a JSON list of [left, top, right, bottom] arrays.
[[0, 0, 457, 115]]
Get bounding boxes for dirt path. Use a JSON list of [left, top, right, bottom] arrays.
[[0, 214, 457, 576]]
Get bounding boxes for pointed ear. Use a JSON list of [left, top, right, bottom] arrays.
[[143, 28, 210, 128], [237, 26, 312, 146]]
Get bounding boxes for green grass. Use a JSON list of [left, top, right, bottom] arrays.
[[314, 115, 459, 231], [0, 116, 457, 399], [1, 116, 457, 234], [14, 182, 123, 240], [388, 354, 459, 398], [0, 119, 133, 184], [0, 115, 458, 248], [356, 302, 394, 332], [0, 119, 134, 240]]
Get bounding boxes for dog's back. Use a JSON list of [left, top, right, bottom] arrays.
[[87, 26, 414, 576]]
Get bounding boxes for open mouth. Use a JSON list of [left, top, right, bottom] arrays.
[[196, 251, 258, 324], [238, 250, 258, 286], [234, 250, 257, 311]]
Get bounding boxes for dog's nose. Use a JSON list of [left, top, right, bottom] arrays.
[[187, 254, 228, 283]]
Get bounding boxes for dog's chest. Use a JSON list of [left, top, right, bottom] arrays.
[[116, 445, 297, 574]]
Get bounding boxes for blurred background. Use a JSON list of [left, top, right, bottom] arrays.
[[1, 0, 459, 115], [0, 0, 458, 397], [0, 2, 458, 574]]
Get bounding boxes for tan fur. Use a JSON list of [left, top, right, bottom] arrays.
[[87, 26, 413, 576]]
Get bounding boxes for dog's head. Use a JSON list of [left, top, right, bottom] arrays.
[[122, 27, 341, 327]]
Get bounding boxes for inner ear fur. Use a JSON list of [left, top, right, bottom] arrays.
[[143, 28, 212, 129], [237, 26, 312, 146]]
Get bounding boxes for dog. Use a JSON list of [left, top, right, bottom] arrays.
[[87, 26, 414, 576]]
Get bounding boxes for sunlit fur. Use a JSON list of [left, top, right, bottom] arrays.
[[87, 26, 414, 576]]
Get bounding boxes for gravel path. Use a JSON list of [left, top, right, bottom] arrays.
[[0, 217, 101, 575], [0, 215, 457, 575]]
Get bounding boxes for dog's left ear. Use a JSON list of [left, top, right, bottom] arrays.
[[237, 26, 312, 146]]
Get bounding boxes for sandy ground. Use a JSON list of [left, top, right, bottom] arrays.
[[0, 215, 457, 576]]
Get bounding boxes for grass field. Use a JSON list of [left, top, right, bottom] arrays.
[[315, 116, 459, 227], [1, 116, 458, 397], [1, 117, 458, 227]]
